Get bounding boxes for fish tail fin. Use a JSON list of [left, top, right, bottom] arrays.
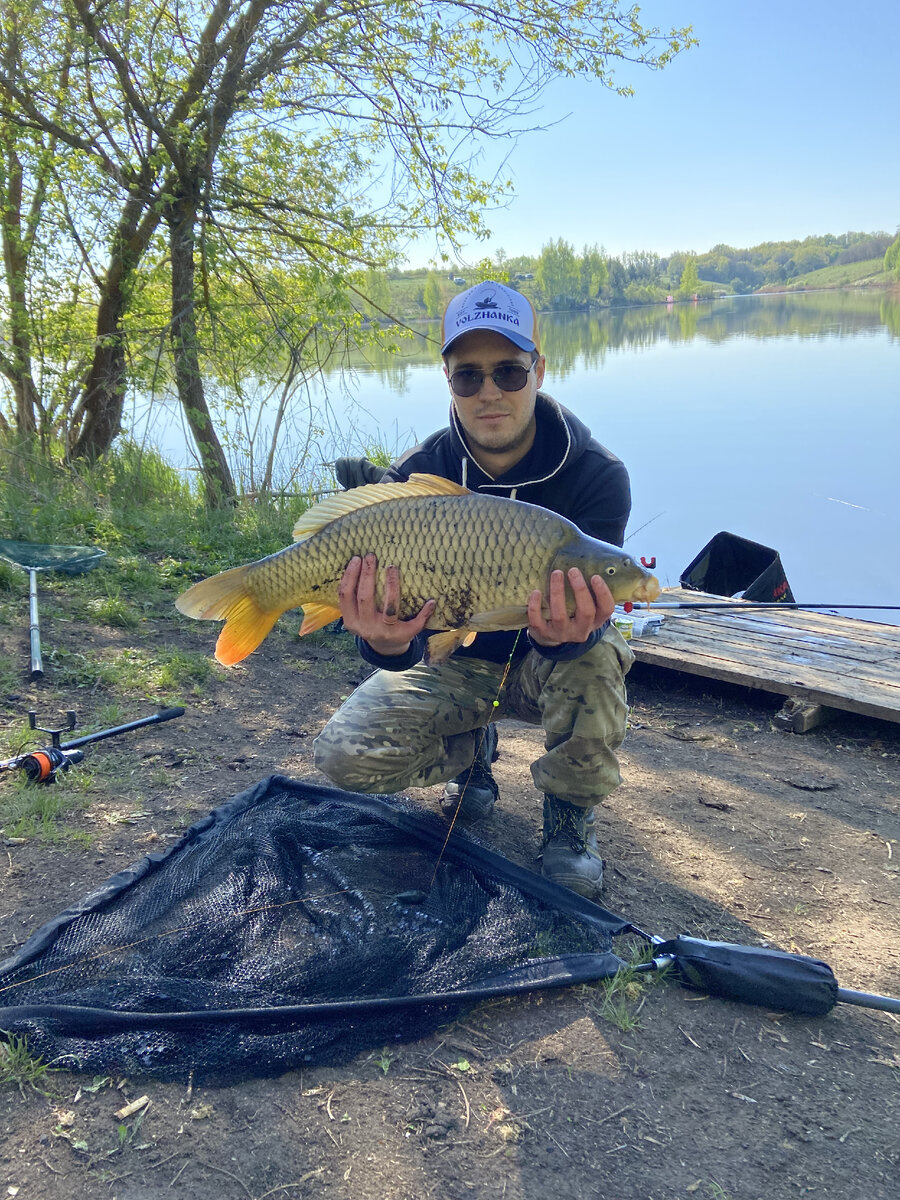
[[175, 566, 281, 665]]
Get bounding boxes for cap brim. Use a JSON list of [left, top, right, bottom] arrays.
[[441, 326, 537, 356]]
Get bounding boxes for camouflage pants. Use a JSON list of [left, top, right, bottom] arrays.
[[314, 627, 635, 807]]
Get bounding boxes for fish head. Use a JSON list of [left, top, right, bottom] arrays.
[[556, 537, 661, 605]]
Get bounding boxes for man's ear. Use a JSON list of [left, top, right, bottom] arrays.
[[535, 355, 547, 388]]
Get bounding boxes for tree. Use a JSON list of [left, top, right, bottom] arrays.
[[362, 270, 394, 320], [677, 255, 700, 298], [604, 257, 627, 305], [0, 1, 694, 501], [422, 271, 443, 318], [0, 6, 81, 440], [536, 238, 580, 309], [580, 244, 608, 303], [883, 232, 900, 278]]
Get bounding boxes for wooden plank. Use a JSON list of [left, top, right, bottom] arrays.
[[645, 619, 900, 694], [630, 589, 900, 724]]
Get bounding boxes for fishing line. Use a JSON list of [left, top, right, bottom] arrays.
[[638, 601, 900, 612], [428, 630, 524, 888], [624, 511, 665, 542]]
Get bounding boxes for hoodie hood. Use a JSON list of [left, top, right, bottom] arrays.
[[448, 392, 593, 495]]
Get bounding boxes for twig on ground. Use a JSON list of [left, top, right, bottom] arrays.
[[580, 1105, 632, 1127], [196, 1159, 253, 1199], [436, 1060, 470, 1129], [169, 1161, 189, 1188], [256, 1175, 324, 1200], [323, 1123, 340, 1147]]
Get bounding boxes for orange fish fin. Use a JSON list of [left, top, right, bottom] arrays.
[[298, 603, 342, 636], [424, 629, 476, 664], [292, 473, 470, 543], [175, 566, 281, 665]]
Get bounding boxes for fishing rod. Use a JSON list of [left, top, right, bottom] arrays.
[[623, 601, 900, 613], [0, 707, 185, 784]]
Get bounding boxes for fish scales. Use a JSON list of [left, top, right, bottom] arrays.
[[247, 493, 565, 627]]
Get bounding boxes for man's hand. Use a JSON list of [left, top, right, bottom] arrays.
[[527, 569, 615, 648], [338, 554, 436, 657]]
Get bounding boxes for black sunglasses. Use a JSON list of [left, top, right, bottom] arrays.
[[449, 360, 537, 398]]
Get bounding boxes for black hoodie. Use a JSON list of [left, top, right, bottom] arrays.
[[359, 392, 631, 669]]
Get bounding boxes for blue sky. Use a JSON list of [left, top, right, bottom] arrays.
[[408, 0, 899, 266]]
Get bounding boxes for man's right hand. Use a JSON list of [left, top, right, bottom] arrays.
[[338, 555, 436, 657]]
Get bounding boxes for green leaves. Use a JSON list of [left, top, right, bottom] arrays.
[[1, 0, 693, 463]]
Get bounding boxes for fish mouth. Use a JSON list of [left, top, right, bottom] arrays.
[[631, 575, 661, 603]]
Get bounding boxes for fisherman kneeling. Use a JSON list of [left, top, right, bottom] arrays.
[[315, 281, 634, 900]]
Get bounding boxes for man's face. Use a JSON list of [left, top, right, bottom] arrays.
[[444, 329, 546, 469]]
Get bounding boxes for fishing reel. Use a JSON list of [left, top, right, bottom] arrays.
[[17, 746, 84, 784]]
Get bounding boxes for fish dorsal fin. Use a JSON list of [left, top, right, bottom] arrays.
[[292, 474, 471, 543]]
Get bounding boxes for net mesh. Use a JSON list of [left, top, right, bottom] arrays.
[[0, 777, 628, 1083], [0, 539, 106, 575]]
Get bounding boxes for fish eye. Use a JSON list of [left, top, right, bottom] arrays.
[[605, 566, 617, 576]]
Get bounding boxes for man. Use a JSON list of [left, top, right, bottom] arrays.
[[315, 281, 634, 898]]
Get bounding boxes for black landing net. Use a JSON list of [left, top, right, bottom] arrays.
[[0, 777, 629, 1083]]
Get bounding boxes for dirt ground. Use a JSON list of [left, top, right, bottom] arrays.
[[0, 605, 898, 1200]]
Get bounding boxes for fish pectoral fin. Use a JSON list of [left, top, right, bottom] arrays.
[[467, 607, 530, 631], [292, 473, 470, 542], [174, 566, 281, 666], [299, 603, 343, 636], [424, 629, 476, 664]]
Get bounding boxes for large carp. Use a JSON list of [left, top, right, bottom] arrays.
[[175, 474, 660, 664]]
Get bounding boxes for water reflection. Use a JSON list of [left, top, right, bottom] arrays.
[[346, 289, 900, 385]]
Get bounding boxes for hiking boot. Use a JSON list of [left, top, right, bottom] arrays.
[[540, 793, 604, 899], [441, 724, 500, 821]]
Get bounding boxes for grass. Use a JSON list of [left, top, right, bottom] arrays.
[[38, 643, 218, 700], [0, 435, 300, 575], [0, 766, 92, 841], [761, 257, 888, 292], [0, 559, 18, 591], [373, 1048, 395, 1074], [87, 591, 141, 630], [0, 1032, 54, 1094], [585, 938, 670, 1032]]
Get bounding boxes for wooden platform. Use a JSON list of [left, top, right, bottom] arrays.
[[629, 588, 900, 726]]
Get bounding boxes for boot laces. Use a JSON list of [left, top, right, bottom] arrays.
[[548, 805, 589, 852]]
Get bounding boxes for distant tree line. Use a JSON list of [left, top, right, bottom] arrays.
[[409, 229, 896, 313]]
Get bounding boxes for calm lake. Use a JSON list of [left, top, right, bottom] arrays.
[[133, 290, 900, 622]]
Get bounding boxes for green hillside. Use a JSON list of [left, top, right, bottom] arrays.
[[758, 257, 888, 292]]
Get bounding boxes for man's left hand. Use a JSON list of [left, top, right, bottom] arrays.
[[527, 569, 615, 648]]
